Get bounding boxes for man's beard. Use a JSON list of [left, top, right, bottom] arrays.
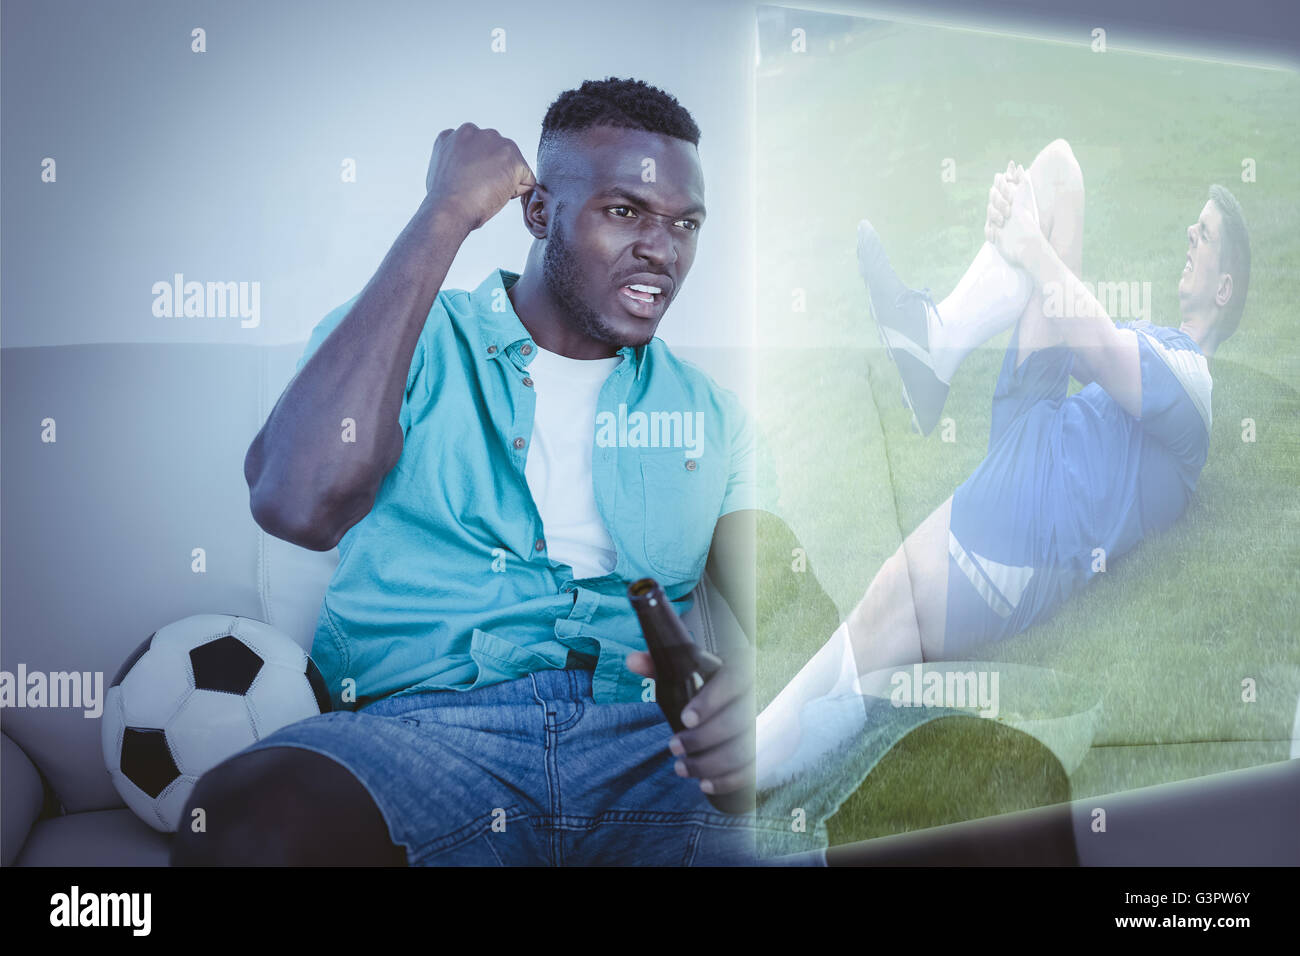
[[542, 218, 650, 348]]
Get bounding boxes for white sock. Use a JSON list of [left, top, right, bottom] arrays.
[[928, 176, 1041, 384], [756, 622, 867, 792], [928, 243, 1034, 384]]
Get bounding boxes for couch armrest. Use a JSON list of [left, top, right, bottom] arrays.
[[682, 568, 750, 661], [1, 731, 49, 867]]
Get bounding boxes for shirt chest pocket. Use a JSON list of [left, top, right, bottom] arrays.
[[638, 452, 726, 582]]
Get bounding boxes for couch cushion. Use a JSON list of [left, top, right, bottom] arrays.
[[2, 732, 48, 866], [16, 808, 171, 867], [1, 344, 268, 812]]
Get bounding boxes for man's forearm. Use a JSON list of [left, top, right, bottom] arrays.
[[1023, 235, 1141, 417], [247, 198, 473, 550]]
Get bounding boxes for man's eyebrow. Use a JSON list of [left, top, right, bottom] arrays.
[[596, 187, 706, 219]]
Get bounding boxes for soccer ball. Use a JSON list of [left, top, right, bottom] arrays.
[[101, 614, 330, 832]]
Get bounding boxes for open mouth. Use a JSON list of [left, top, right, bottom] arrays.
[[618, 283, 664, 316], [1184, 256, 1193, 275]]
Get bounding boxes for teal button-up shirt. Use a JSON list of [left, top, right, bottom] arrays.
[[295, 268, 756, 708]]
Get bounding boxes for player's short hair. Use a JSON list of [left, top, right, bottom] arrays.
[[1208, 183, 1250, 345], [538, 77, 701, 173]]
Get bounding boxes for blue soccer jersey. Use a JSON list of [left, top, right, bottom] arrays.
[[943, 320, 1212, 653]]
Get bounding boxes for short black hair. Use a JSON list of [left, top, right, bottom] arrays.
[[538, 77, 700, 168], [1209, 183, 1250, 345]]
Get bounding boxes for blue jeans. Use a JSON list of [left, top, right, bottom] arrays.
[[240, 667, 821, 866]]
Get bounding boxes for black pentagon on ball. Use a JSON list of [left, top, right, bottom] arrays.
[[305, 657, 331, 714], [190, 634, 263, 695], [121, 727, 180, 798], [111, 632, 157, 688]]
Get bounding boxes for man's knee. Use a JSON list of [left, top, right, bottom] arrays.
[[1034, 139, 1084, 201], [1040, 138, 1082, 181], [170, 746, 405, 866], [1026, 139, 1084, 263], [170, 747, 316, 866]]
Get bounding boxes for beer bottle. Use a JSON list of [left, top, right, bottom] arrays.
[[627, 577, 754, 814]]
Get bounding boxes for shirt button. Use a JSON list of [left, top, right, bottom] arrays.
[[487, 345, 498, 355], [685, 459, 698, 471], [513, 437, 525, 450], [523, 376, 534, 387], [534, 538, 546, 552], [520, 344, 533, 356]]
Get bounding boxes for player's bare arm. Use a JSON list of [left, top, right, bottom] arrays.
[[989, 165, 1142, 419], [244, 124, 536, 551]]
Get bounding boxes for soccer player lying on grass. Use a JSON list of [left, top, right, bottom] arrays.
[[756, 139, 1250, 790]]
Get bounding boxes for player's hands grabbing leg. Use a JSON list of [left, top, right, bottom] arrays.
[[984, 161, 1019, 242], [987, 162, 1043, 270]]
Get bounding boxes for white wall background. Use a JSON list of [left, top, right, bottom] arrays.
[[1, 0, 758, 351]]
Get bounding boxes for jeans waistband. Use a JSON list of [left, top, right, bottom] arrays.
[[363, 666, 596, 716], [529, 666, 593, 702]]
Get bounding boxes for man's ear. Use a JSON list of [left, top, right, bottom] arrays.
[[520, 184, 550, 240], [1216, 271, 1234, 310]]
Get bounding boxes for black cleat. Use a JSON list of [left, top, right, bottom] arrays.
[[857, 219, 950, 437]]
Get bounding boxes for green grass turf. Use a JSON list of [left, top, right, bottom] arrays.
[[752, 14, 1300, 846]]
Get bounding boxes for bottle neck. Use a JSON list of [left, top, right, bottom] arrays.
[[628, 581, 693, 650]]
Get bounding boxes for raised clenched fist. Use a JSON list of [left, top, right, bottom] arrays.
[[424, 123, 537, 232]]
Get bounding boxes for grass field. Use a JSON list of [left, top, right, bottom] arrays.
[[751, 13, 1300, 847]]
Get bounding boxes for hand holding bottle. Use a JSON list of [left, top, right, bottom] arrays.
[[626, 578, 756, 814]]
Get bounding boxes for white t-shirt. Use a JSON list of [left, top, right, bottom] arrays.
[[523, 345, 623, 579]]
